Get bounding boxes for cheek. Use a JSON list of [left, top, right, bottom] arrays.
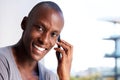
[[23, 30, 37, 46], [30, 30, 40, 40], [50, 39, 56, 48], [23, 31, 31, 43]]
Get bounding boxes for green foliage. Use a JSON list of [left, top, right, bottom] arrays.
[[70, 72, 101, 80], [70, 76, 80, 80]]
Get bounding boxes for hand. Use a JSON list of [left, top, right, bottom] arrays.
[[54, 39, 73, 80]]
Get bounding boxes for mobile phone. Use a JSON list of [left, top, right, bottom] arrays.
[[56, 35, 61, 60]]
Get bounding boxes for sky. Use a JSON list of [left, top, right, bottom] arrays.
[[1, 0, 120, 74]]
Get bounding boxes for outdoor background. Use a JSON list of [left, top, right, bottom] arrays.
[[1, 0, 120, 79]]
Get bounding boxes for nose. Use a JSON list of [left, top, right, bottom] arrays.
[[38, 33, 49, 45]]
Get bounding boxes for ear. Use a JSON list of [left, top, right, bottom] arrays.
[[21, 16, 28, 30]]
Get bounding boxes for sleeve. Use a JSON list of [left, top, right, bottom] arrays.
[[0, 54, 10, 80]]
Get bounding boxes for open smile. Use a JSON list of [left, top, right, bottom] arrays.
[[32, 43, 47, 55], [34, 45, 45, 51]]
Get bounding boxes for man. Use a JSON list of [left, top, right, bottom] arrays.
[[0, 1, 73, 80]]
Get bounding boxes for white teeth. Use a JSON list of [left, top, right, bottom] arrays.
[[34, 45, 45, 51]]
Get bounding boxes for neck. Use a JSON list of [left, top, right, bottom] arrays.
[[12, 39, 38, 72]]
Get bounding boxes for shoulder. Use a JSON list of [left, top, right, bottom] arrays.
[[0, 46, 11, 54], [0, 46, 22, 80], [0, 46, 11, 80], [0, 46, 12, 68], [0, 46, 10, 63], [0, 46, 13, 72], [0, 46, 11, 63], [38, 62, 58, 80]]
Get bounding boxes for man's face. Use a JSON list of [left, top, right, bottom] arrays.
[[22, 8, 64, 61]]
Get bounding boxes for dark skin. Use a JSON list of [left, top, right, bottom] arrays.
[[12, 5, 73, 80]]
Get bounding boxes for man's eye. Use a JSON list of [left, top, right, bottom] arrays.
[[39, 26, 43, 31], [51, 32, 58, 37], [37, 25, 44, 32]]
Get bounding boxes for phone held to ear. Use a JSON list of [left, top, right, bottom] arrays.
[[56, 35, 61, 60]]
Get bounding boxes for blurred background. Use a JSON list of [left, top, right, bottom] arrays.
[[1, 0, 120, 80]]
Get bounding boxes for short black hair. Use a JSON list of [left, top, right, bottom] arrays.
[[28, 1, 63, 17]]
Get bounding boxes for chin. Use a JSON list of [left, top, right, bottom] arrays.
[[31, 53, 44, 61]]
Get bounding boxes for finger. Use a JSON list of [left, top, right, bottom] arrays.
[[59, 40, 73, 55], [54, 47, 66, 59], [61, 39, 72, 47], [56, 41, 68, 53]]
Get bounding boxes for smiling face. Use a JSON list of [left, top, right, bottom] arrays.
[[22, 6, 64, 61]]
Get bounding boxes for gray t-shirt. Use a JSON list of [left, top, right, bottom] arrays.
[[0, 46, 58, 80]]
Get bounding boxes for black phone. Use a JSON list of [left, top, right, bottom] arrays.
[[56, 35, 61, 60]]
